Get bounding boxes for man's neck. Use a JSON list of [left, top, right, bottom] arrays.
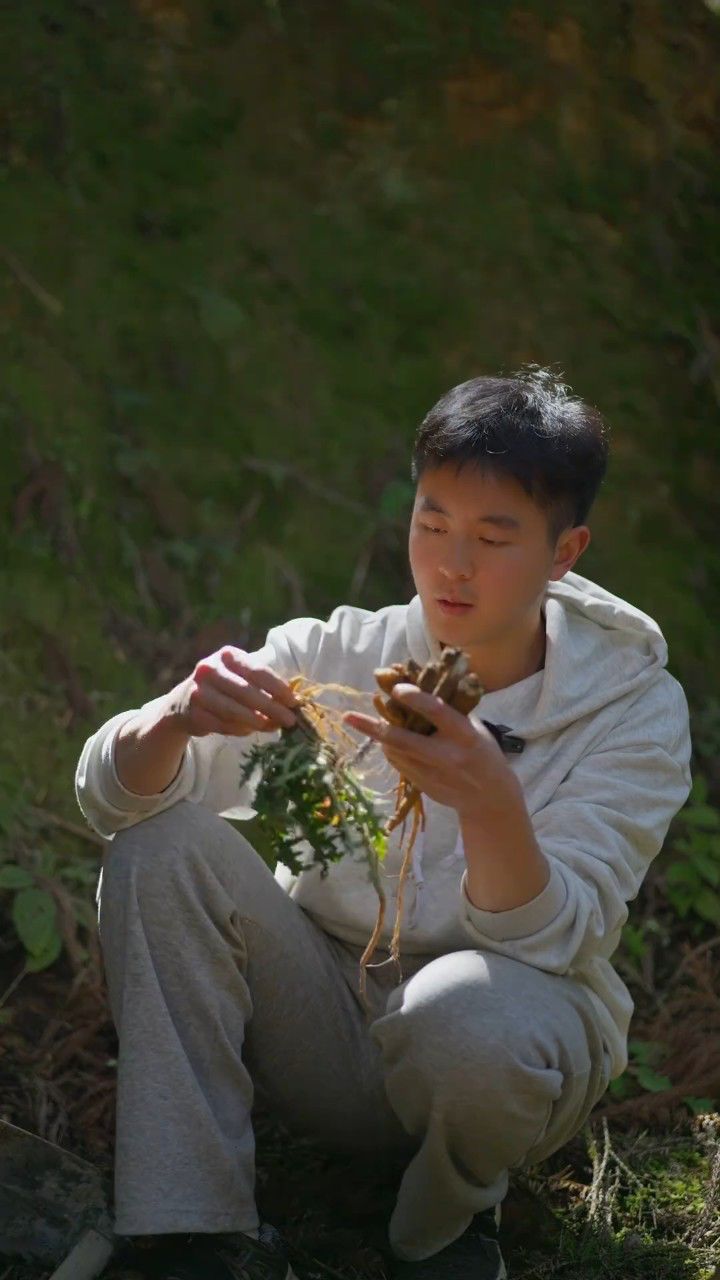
[[442, 609, 546, 696]]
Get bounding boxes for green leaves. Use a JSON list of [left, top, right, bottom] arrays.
[[239, 728, 387, 879], [25, 931, 63, 973], [682, 1096, 715, 1116], [0, 854, 65, 976], [609, 1039, 673, 1101], [370, 829, 388, 861], [621, 921, 648, 962], [11, 887, 62, 972], [664, 776, 720, 927], [634, 1065, 672, 1093], [609, 1042, 716, 1114], [692, 886, 720, 926], [0, 864, 35, 889]]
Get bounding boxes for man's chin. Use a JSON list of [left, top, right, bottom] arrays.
[[426, 607, 483, 648]]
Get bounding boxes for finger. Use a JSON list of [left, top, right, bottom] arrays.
[[389, 683, 476, 741], [343, 711, 424, 754], [221, 649, 300, 710], [199, 685, 278, 733], [205, 666, 298, 728], [342, 710, 385, 739], [346, 712, 440, 763]]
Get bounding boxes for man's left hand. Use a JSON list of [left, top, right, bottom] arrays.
[[342, 682, 514, 819]]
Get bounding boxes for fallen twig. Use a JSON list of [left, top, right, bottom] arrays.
[[0, 245, 63, 315], [29, 806, 105, 848], [241, 456, 396, 521]]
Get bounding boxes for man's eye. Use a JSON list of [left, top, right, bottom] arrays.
[[420, 523, 506, 547]]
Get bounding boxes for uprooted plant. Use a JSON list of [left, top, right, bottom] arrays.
[[238, 648, 483, 1003]]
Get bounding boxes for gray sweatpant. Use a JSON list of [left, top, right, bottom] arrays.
[[97, 800, 612, 1262]]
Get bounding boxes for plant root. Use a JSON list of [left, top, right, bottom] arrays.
[[357, 648, 482, 1001], [389, 799, 426, 973], [273, 655, 483, 1006]]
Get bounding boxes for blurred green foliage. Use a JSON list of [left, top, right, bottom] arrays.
[[664, 775, 720, 928]]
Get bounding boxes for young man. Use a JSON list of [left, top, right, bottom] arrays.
[[76, 369, 692, 1280]]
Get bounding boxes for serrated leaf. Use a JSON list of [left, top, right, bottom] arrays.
[[0, 865, 35, 890], [12, 888, 57, 955], [24, 930, 63, 972]]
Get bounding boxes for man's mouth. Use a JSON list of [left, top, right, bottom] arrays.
[[436, 597, 474, 614]]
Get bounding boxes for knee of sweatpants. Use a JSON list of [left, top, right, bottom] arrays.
[[100, 800, 257, 909], [372, 949, 589, 1099]]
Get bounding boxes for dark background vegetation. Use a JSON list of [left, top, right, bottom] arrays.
[[1, 1, 719, 1276]]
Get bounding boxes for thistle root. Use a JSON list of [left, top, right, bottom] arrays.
[[280, 655, 483, 1008]]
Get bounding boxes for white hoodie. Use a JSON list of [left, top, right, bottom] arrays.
[[76, 571, 693, 1078]]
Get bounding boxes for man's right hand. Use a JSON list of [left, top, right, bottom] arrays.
[[167, 646, 300, 738], [114, 646, 299, 797]]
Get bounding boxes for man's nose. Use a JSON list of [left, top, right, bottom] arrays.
[[439, 545, 474, 579]]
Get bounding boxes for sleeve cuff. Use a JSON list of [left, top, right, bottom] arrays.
[[101, 722, 194, 813], [460, 862, 568, 943]]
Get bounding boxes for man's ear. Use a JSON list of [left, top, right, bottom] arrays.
[[549, 526, 591, 581]]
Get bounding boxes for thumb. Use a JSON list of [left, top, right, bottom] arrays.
[[389, 683, 476, 743]]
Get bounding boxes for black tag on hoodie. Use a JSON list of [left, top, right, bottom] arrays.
[[482, 721, 525, 754]]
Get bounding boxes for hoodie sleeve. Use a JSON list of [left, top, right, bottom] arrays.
[[74, 605, 365, 840], [459, 673, 693, 974]]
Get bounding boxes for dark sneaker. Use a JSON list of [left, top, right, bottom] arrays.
[[391, 1207, 506, 1278], [120, 1223, 297, 1279]]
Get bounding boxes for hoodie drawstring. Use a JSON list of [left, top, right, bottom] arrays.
[[404, 827, 466, 929]]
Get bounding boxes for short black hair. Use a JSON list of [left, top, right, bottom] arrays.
[[411, 366, 610, 546]]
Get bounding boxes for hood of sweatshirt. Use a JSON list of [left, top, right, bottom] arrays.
[[405, 570, 670, 743]]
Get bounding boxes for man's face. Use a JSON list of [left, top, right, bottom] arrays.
[[408, 463, 577, 649]]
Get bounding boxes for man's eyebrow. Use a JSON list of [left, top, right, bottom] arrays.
[[417, 495, 521, 530]]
